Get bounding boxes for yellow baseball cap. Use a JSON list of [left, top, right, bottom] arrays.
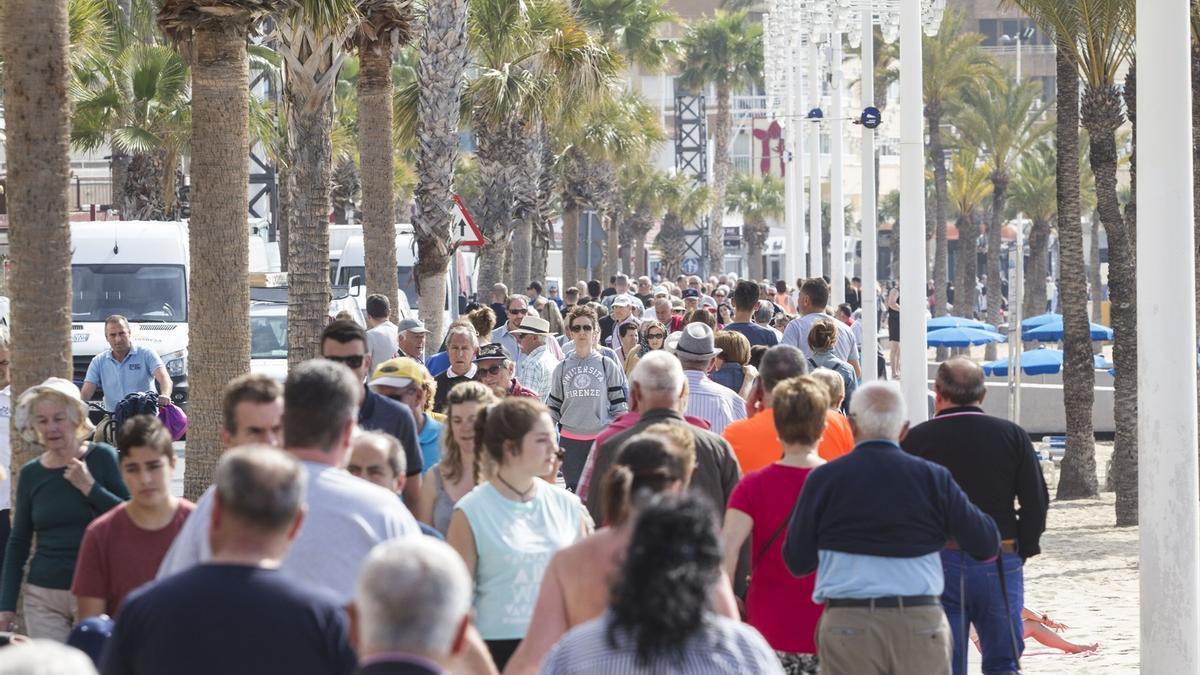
[[369, 357, 431, 389]]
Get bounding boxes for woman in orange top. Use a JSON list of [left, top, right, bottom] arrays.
[[808, 369, 855, 460]]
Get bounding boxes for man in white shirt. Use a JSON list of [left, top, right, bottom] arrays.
[[364, 294, 399, 369], [157, 360, 418, 604], [782, 278, 861, 376], [511, 316, 559, 400]]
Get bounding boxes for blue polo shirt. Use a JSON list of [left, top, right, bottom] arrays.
[[418, 412, 443, 475], [84, 346, 165, 410]]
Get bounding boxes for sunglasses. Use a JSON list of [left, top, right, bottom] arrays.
[[570, 324, 594, 332], [478, 363, 507, 376], [325, 354, 364, 369], [647, 333, 666, 340], [508, 308, 528, 315]]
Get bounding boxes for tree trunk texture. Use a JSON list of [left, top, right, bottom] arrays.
[[3, 0, 74, 494], [1055, 47, 1097, 499], [474, 121, 520, 293], [286, 95, 334, 366], [1089, 213, 1102, 323], [122, 151, 168, 220], [183, 21, 253, 498], [359, 44, 399, 322], [605, 210, 621, 281], [1109, 67, 1138, 525], [929, 109, 949, 319], [657, 215, 686, 280], [531, 140, 556, 286], [746, 220, 767, 282], [509, 127, 542, 292], [412, 0, 466, 350], [109, 152, 131, 217], [330, 158, 360, 224], [953, 216, 977, 318], [561, 205, 581, 288], [277, 157, 293, 272], [560, 149, 591, 288], [633, 232, 647, 277], [709, 82, 732, 275], [984, 176, 1007, 361], [1023, 216, 1050, 317]]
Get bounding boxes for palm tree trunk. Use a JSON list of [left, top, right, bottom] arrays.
[[1109, 66, 1138, 525], [1056, 45, 1097, 499], [953, 216, 976, 318], [929, 108, 949, 319], [123, 151, 168, 220], [509, 127, 541, 292], [182, 21, 253, 498], [3, 0, 74, 485], [286, 94, 335, 366], [277, 158, 293, 273], [412, 0, 466, 349], [359, 45, 399, 321], [531, 140, 555, 286], [633, 231, 647, 277], [475, 130, 509, 293], [1023, 216, 1050, 317], [109, 152, 131, 217], [710, 82, 732, 275], [984, 175, 1007, 361], [747, 220, 766, 281], [658, 216, 685, 280], [605, 210, 621, 280], [562, 204, 580, 287], [1089, 213, 1102, 323]]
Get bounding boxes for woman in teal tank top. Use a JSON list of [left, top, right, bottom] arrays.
[[447, 398, 589, 671]]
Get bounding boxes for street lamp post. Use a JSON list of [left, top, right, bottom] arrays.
[[830, 32, 846, 307], [808, 39, 824, 281], [1000, 26, 1035, 84]]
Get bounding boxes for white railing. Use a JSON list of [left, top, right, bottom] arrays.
[[980, 44, 1056, 56]]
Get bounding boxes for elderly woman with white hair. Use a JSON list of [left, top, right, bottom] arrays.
[[0, 378, 129, 641]]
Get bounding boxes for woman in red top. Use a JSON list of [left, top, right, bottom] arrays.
[[722, 375, 829, 674]]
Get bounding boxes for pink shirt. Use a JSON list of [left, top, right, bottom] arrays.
[[727, 464, 823, 653]]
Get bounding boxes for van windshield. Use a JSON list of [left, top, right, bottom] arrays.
[[251, 314, 287, 359], [71, 264, 188, 322], [336, 265, 423, 308]]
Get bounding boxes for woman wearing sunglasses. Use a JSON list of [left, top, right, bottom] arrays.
[[547, 305, 629, 492], [622, 321, 667, 376]]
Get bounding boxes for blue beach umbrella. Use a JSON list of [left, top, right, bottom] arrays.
[[926, 327, 1007, 348], [983, 349, 1112, 376], [1022, 318, 1113, 342], [1020, 312, 1061, 329], [926, 316, 997, 332]]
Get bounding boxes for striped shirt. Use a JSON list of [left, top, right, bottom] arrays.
[[540, 611, 784, 675], [683, 370, 746, 436]]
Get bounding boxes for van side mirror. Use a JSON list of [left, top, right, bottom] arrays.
[[348, 276, 362, 295]]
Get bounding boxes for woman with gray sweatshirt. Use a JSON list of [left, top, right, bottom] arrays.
[[548, 305, 629, 492]]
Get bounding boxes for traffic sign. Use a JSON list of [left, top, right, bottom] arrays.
[[451, 195, 484, 246], [681, 257, 700, 275]]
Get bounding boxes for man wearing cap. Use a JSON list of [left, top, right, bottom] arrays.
[[395, 317, 429, 363], [475, 344, 538, 400], [511, 316, 558, 399], [364, 294, 400, 370], [681, 288, 702, 315], [676, 322, 746, 435], [370, 358, 444, 473], [603, 295, 640, 351], [490, 295, 530, 370], [601, 274, 632, 310]]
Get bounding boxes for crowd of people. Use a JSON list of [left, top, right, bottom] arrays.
[[0, 270, 1094, 675]]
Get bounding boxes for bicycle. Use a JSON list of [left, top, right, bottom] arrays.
[[88, 401, 115, 446]]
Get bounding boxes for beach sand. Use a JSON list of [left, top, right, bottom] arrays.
[[968, 442, 1139, 673]]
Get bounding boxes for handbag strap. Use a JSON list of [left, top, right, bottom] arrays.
[[752, 519, 789, 572]]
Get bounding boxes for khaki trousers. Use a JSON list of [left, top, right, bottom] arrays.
[[23, 584, 76, 642], [818, 604, 952, 675]]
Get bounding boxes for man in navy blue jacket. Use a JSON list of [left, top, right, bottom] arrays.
[[785, 381, 999, 675], [902, 357, 1048, 675]]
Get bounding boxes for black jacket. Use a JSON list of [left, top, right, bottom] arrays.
[[583, 408, 741, 524], [901, 406, 1049, 558]]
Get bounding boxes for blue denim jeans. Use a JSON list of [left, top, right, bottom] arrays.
[[940, 550, 1024, 675]]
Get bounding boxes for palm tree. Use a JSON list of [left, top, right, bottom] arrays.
[[677, 10, 762, 276], [2, 0, 75, 478], [353, 0, 413, 323], [275, 0, 359, 366], [1014, 0, 1134, 519], [655, 173, 710, 280], [923, 10, 995, 321], [1008, 142, 1057, 317], [617, 162, 666, 277], [70, 43, 191, 220], [408, 0, 468, 351], [158, 0, 289, 498], [465, 0, 619, 293], [726, 173, 784, 282], [946, 148, 993, 320], [952, 76, 1050, 360]]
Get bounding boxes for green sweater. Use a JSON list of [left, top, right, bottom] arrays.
[[0, 443, 129, 610]]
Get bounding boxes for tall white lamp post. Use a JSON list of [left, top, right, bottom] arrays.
[[1137, 0, 1200, 671]]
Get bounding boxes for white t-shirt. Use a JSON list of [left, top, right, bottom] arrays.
[[0, 386, 10, 511], [366, 322, 399, 371], [156, 460, 419, 604]]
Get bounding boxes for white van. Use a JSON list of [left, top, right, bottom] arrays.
[[70, 221, 190, 408], [334, 226, 477, 324]]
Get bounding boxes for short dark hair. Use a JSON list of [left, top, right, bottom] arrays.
[[527, 280, 543, 294], [117, 415, 173, 460], [732, 281, 759, 312], [564, 287, 579, 301], [320, 319, 368, 350], [619, 322, 640, 338], [836, 303, 853, 317], [284, 360, 362, 451], [758, 344, 808, 392], [935, 357, 987, 405], [366, 294, 390, 320], [222, 373, 283, 434], [587, 280, 602, 298], [800, 277, 830, 309], [215, 446, 305, 533]]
